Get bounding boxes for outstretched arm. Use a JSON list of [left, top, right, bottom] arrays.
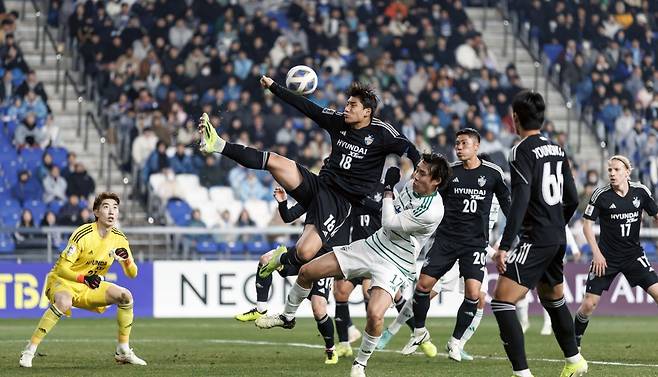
[[262, 76, 345, 131]]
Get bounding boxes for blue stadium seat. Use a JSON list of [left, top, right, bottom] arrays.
[[166, 199, 192, 226], [46, 147, 69, 169], [47, 199, 65, 214], [11, 68, 25, 87], [0, 233, 15, 253], [246, 241, 271, 255], [19, 147, 44, 173], [23, 199, 47, 224], [542, 43, 564, 66], [226, 241, 245, 257], [196, 239, 219, 254]]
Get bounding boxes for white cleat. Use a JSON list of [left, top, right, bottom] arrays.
[[19, 349, 34, 368], [255, 313, 296, 329], [446, 341, 462, 362], [350, 361, 366, 377], [401, 329, 430, 355], [348, 325, 362, 343], [114, 348, 147, 365]]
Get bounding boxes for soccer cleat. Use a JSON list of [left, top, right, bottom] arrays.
[[560, 357, 588, 377], [324, 348, 338, 364], [460, 348, 474, 361], [335, 343, 353, 357], [19, 348, 34, 368], [348, 325, 362, 343], [235, 307, 265, 322], [114, 348, 147, 365], [198, 112, 224, 154], [418, 340, 437, 357], [446, 341, 462, 362], [254, 313, 296, 329], [258, 245, 286, 278], [376, 329, 393, 350], [350, 361, 366, 377], [401, 329, 430, 355]]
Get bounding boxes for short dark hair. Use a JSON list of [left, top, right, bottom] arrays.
[[421, 153, 452, 189], [456, 127, 481, 143], [346, 82, 378, 116], [93, 192, 120, 211], [512, 90, 545, 130]]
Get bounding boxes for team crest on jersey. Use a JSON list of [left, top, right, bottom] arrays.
[[364, 134, 374, 145], [373, 192, 382, 202], [478, 176, 487, 187], [66, 245, 76, 257], [633, 197, 640, 208]]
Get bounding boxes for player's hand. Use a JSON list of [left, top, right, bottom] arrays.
[[493, 249, 507, 274], [260, 76, 274, 89], [273, 187, 287, 202], [591, 253, 607, 277], [113, 247, 129, 262], [82, 274, 102, 289], [383, 167, 400, 192]]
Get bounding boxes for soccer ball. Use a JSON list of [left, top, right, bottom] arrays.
[[285, 65, 318, 95]]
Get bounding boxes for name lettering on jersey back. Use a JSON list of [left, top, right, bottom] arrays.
[[336, 139, 368, 158], [531, 145, 565, 159], [610, 211, 640, 223]]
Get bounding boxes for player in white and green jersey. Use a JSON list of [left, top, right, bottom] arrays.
[[255, 154, 451, 377]]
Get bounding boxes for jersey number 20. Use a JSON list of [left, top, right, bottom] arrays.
[[542, 161, 564, 206]]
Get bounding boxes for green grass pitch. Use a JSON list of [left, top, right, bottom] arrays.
[[1, 316, 657, 376]]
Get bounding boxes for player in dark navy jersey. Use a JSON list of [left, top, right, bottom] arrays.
[[403, 128, 511, 362], [198, 77, 419, 279], [574, 155, 658, 349], [490, 90, 588, 377]]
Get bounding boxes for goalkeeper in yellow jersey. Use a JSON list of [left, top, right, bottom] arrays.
[[19, 192, 147, 368]]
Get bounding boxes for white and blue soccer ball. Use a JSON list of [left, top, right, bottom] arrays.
[[285, 65, 318, 95]]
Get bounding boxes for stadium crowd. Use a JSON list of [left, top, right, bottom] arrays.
[[1, 0, 654, 256]]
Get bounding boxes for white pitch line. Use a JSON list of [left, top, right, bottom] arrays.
[[3, 338, 658, 369]]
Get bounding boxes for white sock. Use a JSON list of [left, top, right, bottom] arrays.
[[27, 343, 37, 353], [117, 342, 130, 353], [448, 336, 460, 347], [566, 353, 582, 364], [513, 369, 533, 377], [340, 341, 350, 347], [355, 331, 380, 366], [388, 298, 414, 335], [215, 138, 226, 153], [256, 301, 268, 313], [460, 308, 483, 348], [283, 282, 310, 319], [413, 327, 427, 337]]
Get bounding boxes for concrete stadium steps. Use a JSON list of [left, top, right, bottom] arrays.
[[467, 7, 603, 172], [7, 0, 147, 224]]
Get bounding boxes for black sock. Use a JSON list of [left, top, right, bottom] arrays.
[[452, 297, 479, 339], [541, 297, 579, 357], [255, 263, 272, 304], [395, 297, 415, 330], [316, 314, 335, 349], [222, 142, 269, 170], [279, 247, 304, 267], [574, 311, 589, 347], [277, 262, 301, 277], [412, 289, 431, 329], [491, 299, 528, 371], [334, 301, 350, 342]]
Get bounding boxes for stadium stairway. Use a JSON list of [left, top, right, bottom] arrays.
[[6, 1, 150, 228], [466, 7, 603, 173]]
